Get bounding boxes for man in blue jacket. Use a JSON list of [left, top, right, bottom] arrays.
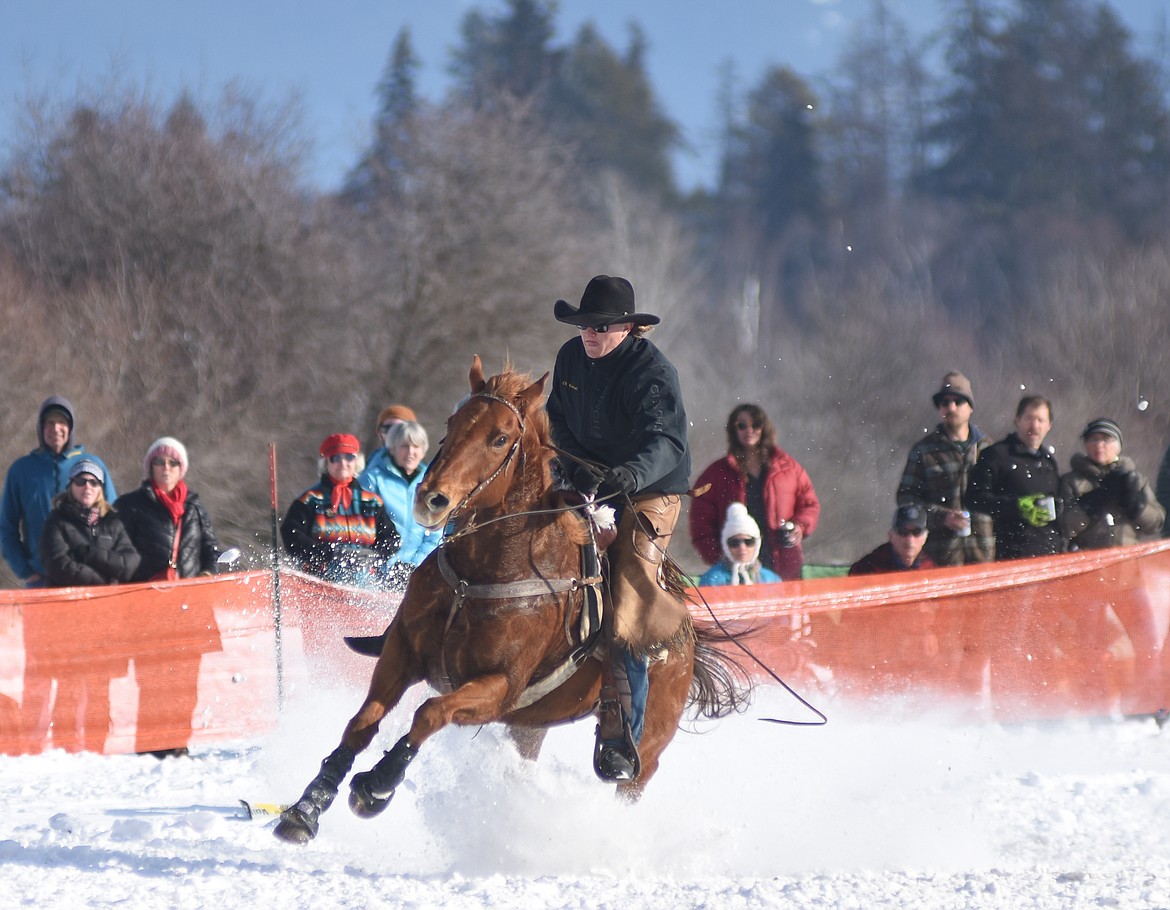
[[1, 396, 117, 586], [547, 275, 691, 783]]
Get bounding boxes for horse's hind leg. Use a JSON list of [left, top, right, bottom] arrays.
[[273, 628, 416, 844]]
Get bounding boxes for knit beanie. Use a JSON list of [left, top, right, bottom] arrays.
[[931, 371, 975, 408], [144, 437, 190, 480], [69, 458, 105, 486], [720, 502, 763, 566], [377, 404, 417, 431], [1081, 417, 1123, 448]]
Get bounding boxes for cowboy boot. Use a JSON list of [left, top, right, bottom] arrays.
[[593, 648, 639, 782]]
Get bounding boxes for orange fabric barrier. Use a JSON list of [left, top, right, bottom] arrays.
[[0, 570, 399, 756], [696, 539, 1170, 721], [2, 542, 1169, 755]]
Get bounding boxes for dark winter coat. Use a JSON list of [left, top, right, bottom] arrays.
[[967, 433, 1064, 560], [897, 423, 994, 565], [848, 542, 936, 576], [40, 498, 140, 587], [114, 483, 222, 581], [547, 333, 691, 495], [1058, 454, 1164, 550]]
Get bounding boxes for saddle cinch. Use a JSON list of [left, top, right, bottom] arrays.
[[344, 495, 613, 710]]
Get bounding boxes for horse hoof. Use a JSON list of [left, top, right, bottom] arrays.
[[348, 773, 393, 818], [273, 804, 318, 844]]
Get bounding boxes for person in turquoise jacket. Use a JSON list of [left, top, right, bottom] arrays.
[[0, 396, 117, 586], [698, 502, 782, 586], [359, 420, 440, 583]]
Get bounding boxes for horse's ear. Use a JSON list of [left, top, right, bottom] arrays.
[[519, 371, 549, 412], [469, 355, 486, 393]]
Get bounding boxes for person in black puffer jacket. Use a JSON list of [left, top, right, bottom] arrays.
[[115, 437, 221, 581], [36, 459, 139, 752], [114, 437, 222, 758]]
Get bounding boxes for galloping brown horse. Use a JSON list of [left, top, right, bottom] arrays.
[[274, 357, 747, 844]]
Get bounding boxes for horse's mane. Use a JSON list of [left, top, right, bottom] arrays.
[[480, 363, 586, 546], [482, 363, 552, 446]]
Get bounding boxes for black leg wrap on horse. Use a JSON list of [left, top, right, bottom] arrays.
[[348, 735, 418, 818], [274, 744, 356, 844]]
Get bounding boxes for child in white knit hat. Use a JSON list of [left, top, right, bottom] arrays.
[[698, 502, 782, 586]]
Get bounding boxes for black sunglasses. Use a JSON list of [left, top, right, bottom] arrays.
[[735, 419, 762, 431], [577, 323, 616, 334], [727, 536, 757, 547], [328, 453, 357, 464]]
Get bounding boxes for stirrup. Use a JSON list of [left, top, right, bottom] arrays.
[[592, 717, 641, 782]]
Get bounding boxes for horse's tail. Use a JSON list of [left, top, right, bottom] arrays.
[[687, 619, 754, 720]]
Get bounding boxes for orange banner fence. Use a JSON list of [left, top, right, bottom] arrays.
[[2, 541, 1169, 755]]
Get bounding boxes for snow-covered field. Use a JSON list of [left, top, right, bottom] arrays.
[[4, 684, 1170, 910]]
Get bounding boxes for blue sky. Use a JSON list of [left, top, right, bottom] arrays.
[[2, 0, 1166, 192]]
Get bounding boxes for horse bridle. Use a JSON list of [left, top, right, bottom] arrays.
[[442, 391, 527, 527]]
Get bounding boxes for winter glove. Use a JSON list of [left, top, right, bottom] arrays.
[[1076, 486, 1110, 520], [564, 459, 605, 497], [1122, 471, 1148, 518], [597, 465, 637, 500], [1098, 469, 1127, 500], [1018, 493, 1055, 527]]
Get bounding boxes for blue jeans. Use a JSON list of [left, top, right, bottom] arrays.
[[619, 645, 649, 744]]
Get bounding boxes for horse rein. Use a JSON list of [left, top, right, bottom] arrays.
[[441, 391, 527, 530]]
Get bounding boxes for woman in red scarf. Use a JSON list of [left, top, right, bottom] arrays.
[[280, 433, 400, 586], [115, 436, 223, 757]]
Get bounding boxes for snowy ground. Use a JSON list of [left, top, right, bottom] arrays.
[[4, 683, 1170, 910]]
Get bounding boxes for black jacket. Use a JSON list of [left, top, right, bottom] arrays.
[[114, 483, 221, 581], [41, 499, 141, 587], [968, 433, 1064, 560], [546, 333, 691, 495]]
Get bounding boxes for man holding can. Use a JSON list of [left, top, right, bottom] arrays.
[[897, 371, 994, 565]]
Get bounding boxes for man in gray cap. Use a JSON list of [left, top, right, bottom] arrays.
[[547, 274, 691, 784], [896, 371, 994, 566], [0, 396, 117, 586]]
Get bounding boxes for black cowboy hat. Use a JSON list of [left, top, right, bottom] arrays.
[[553, 275, 661, 327]]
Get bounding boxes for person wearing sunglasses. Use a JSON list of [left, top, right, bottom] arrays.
[[281, 433, 400, 587], [697, 503, 781, 586], [689, 403, 820, 582], [849, 504, 936, 576], [115, 437, 223, 582], [113, 437, 225, 757], [369, 403, 416, 457], [34, 459, 140, 753], [896, 371, 994, 566], [547, 274, 691, 784]]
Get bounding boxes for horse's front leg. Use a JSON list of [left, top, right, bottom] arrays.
[[274, 630, 416, 844], [348, 673, 512, 818]]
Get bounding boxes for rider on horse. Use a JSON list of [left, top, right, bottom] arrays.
[[546, 275, 692, 782]]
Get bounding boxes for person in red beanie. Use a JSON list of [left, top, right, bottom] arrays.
[[280, 433, 400, 586]]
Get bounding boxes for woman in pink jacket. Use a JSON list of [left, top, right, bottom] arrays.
[[689, 404, 820, 580]]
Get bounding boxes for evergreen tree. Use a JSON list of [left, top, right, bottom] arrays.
[[449, 0, 558, 110], [546, 22, 679, 200], [922, 0, 1170, 237], [344, 27, 422, 205], [720, 65, 823, 241]]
